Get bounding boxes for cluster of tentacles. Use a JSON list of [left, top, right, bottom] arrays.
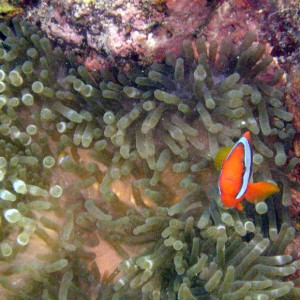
[[0, 17, 299, 299]]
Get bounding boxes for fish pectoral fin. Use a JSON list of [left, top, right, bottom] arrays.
[[214, 146, 232, 171], [244, 182, 280, 203]]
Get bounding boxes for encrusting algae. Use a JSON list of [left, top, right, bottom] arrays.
[[0, 17, 299, 299]]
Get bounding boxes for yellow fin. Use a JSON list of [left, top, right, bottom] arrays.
[[245, 182, 280, 203], [214, 146, 232, 171]]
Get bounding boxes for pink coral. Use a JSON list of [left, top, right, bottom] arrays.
[[27, 0, 210, 67], [26, 0, 299, 72]]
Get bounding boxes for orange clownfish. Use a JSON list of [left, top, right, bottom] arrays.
[[218, 131, 280, 211]]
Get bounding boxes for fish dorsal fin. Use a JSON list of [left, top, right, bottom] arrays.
[[244, 182, 280, 203]]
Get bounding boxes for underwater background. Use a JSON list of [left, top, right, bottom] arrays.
[[0, 0, 299, 299]]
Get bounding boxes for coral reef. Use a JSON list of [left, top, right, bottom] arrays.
[[25, 0, 217, 66], [262, 3, 299, 70], [0, 0, 24, 19], [25, 1, 299, 71], [0, 17, 299, 299]]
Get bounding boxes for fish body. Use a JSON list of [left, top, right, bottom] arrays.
[[218, 131, 279, 210]]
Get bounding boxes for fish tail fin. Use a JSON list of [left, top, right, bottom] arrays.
[[244, 182, 280, 203]]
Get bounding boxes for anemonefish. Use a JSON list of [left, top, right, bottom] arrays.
[[218, 131, 280, 210]]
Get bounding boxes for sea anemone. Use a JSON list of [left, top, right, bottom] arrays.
[[0, 17, 299, 299]]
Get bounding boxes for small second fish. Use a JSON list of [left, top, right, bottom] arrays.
[[218, 131, 280, 210]]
